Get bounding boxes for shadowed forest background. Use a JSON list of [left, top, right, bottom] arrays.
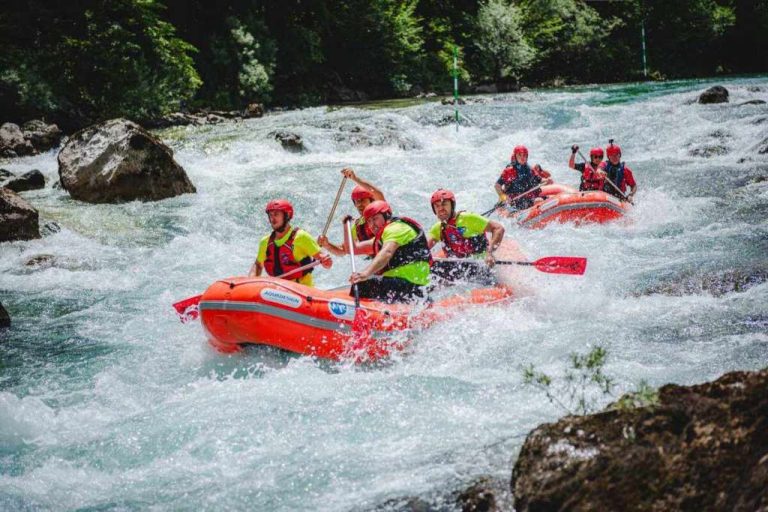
[[2, 0, 767, 130]]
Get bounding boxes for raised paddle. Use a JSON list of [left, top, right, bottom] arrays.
[[171, 259, 324, 322], [434, 255, 587, 275], [577, 148, 633, 204], [321, 175, 348, 237], [482, 184, 543, 216]]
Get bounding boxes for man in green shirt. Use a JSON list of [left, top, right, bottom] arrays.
[[427, 189, 505, 283], [349, 201, 431, 303]]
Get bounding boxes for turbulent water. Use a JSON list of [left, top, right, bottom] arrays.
[[1, 77, 767, 511]]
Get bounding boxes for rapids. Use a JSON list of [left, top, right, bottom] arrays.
[[1, 77, 767, 510]]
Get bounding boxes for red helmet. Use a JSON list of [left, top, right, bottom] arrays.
[[265, 199, 294, 220], [589, 147, 604, 158], [512, 145, 529, 161], [606, 144, 621, 158], [362, 200, 392, 221], [351, 185, 374, 203], [430, 189, 456, 213]]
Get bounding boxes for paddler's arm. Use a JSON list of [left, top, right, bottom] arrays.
[[494, 182, 507, 202], [568, 145, 578, 170], [342, 167, 386, 201], [484, 220, 505, 267], [427, 237, 438, 250], [248, 261, 263, 278], [315, 250, 333, 269], [317, 235, 347, 257], [350, 241, 398, 283]]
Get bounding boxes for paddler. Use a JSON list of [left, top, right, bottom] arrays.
[[598, 142, 637, 202], [318, 167, 385, 256], [494, 145, 553, 212], [568, 145, 607, 191], [427, 188, 505, 283], [349, 201, 431, 303], [248, 199, 332, 285]]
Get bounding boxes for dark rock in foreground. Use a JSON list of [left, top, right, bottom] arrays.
[[639, 267, 768, 297], [0, 188, 40, 242], [698, 85, 729, 104], [0, 302, 9, 328], [57, 118, 196, 203], [3, 169, 45, 193], [512, 369, 768, 512]]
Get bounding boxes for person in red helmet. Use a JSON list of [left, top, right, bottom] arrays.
[[318, 167, 386, 256], [598, 142, 637, 202], [568, 145, 607, 191], [349, 200, 431, 303], [494, 145, 553, 211], [249, 199, 332, 286], [427, 188, 505, 283]]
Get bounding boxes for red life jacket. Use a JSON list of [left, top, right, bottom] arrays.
[[263, 227, 314, 281], [440, 212, 489, 258], [580, 164, 605, 191], [372, 217, 432, 275]]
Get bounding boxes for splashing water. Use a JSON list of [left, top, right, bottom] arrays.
[[1, 77, 767, 510]]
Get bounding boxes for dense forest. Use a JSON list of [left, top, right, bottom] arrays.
[[1, 0, 767, 129]]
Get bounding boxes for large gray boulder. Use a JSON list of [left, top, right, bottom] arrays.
[[57, 118, 195, 203], [0, 187, 40, 241]]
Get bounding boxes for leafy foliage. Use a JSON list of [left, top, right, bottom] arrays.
[[1, 0, 765, 127]]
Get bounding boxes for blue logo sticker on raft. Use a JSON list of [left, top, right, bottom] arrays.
[[260, 288, 302, 309], [328, 300, 356, 320]]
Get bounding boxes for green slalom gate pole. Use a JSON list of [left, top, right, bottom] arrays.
[[453, 46, 459, 132]]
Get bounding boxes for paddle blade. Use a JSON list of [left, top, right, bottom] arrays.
[[173, 294, 202, 323], [532, 256, 587, 275]]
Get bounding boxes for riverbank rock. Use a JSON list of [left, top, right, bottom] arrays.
[[269, 131, 305, 152], [511, 368, 768, 512], [698, 85, 729, 104], [0, 302, 9, 328], [245, 103, 264, 118], [57, 118, 196, 203], [0, 123, 34, 157], [0, 188, 40, 241], [21, 120, 62, 153], [3, 170, 45, 193]]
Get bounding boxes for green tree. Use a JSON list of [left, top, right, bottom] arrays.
[[0, 0, 201, 128], [473, 0, 535, 83]]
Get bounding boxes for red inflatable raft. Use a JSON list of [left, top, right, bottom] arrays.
[[498, 184, 631, 229], [199, 240, 527, 360]]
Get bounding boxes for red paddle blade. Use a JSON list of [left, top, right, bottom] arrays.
[[533, 256, 587, 275], [172, 294, 202, 323]]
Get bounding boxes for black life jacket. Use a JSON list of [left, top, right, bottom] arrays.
[[602, 162, 626, 198], [502, 162, 542, 209], [579, 164, 604, 191], [440, 212, 488, 258], [372, 217, 432, 275], [263, 227, 314, 280]]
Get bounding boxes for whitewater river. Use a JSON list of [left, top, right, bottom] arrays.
[[1, 77, 767, 510]]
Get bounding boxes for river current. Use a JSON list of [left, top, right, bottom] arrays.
[[1, 77, 767, 510]]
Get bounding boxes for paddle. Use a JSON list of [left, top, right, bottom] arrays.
[[482, 184, 543, 216], [434, 255, 587, 275], [577, 148, 632, 204], [345, 218, 374, 347], [171, 260, 324, 322], [321, 175, 348, 237]]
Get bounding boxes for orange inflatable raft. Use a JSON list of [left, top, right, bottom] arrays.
[[498, 184, 631, 229], [199, 240, 527, 360]]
